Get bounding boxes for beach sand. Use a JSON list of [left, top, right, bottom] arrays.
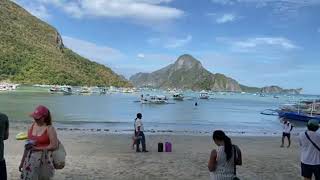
[[5, 127, 302, 180]]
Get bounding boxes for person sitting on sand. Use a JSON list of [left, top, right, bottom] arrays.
[[299, 119, 320, 180], [134, 113, 148, 152], [19, 105, 59, 180], [208, 130, 242, 180], [281, 118, 294, 148]]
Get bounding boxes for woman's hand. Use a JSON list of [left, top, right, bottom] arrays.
[[19, 162, 23, 172]]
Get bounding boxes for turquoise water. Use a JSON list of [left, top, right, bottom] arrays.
[[1, 87, 318, 135]]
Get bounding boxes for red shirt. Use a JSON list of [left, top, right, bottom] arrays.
[[28, 123, 50, 148]]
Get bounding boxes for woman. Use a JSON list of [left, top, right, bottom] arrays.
[[19, 105, 58, 180], [208, 130, 236, 180]]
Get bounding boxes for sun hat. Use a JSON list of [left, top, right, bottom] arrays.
[[30, 105, 49, 119]]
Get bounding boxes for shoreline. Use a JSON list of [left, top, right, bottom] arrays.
[[9, 121, 305, 137]]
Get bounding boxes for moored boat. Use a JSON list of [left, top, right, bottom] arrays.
[[173, 93, 184, 101]]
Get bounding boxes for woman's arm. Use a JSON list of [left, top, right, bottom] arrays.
[[208, 149, 217, 172], [34, 126, 58, 151]]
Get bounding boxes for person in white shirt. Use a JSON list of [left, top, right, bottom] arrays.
[[299, 119, 320, 180], [281, 118, 294, 148], [134, 113, 148, 152]]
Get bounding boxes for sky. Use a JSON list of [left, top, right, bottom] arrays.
[[14, 0, 320, 94]]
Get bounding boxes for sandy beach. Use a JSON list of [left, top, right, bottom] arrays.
[[5, 126, 302, 180]]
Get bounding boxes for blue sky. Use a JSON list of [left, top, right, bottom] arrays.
[[14, 0, 320, 94]]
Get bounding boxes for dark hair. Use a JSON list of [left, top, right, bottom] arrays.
[[44, 110, 52, 125], [212, 130, 232, 161], [136, 113, 142, 119], [307, 124, 319, 131]]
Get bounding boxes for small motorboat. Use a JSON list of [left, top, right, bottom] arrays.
[[199, 91, 209, 99], [173, 93, 184, 101]]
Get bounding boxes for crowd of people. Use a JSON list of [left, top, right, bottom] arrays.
[[0, 106, 319, 180]]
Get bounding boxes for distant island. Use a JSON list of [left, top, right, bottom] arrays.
[[130, 54, 302, 94], [0, 0, 130, 87]]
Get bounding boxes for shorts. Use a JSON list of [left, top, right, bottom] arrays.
[[301, 163, 320, 179], [0, 159, 7, 180], [282, 132, 291, 139]]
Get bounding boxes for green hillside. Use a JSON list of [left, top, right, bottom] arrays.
[[0, 0, 130, 87]]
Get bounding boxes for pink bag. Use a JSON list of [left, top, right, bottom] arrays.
[[165, 142, 172, 152]]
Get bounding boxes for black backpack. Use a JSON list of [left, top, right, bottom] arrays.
[[158, 142, 163, 152]]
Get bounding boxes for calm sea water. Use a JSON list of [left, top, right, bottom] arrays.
[[1, 86, 318, 136]]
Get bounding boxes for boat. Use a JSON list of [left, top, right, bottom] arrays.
[[278, 111, 320, 122], [172, 93, 184, 101], [79, 87, 91, 95], [49, 86, 62, 94], [0, 83, 18, 91], [62, 87, 73, 95], [141, 95, 168, 104], [199, 91, 209, 99]]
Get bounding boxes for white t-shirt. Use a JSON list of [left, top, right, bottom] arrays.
[[299, 131, 320, 165], [135, 118, 144, 132], [283, 122, 293, 133]]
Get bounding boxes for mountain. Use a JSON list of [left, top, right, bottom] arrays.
[[130, 55, 303, 94], [130, 54, 242, 91], [0, 0, 130, 87], [260, 86, 302, 94]]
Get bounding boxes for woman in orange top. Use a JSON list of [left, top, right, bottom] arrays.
[[19, 105, 58, 180]]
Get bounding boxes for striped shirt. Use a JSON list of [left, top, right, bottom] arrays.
[[209, 146, 235, 180]]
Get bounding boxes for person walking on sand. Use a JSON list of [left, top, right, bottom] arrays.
[[19, 105, 59, 180], [134, 113, 148, 152], [299, 119, 320, 180], [0, 113, 9, 180], [281, 118, 294, 148], [208, 130, 242, 180]]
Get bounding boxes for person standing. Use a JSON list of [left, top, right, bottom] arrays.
[[134, 113, 148, 152], [208, 130, 242, 180], [281, 118, 294, 148], [299, 119, 320, 180], [0, 113, 9, 180], [19, 105, 59, 180]]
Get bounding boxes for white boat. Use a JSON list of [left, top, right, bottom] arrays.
[[173, 93, 184, 101], [141, 95, 168, 104], [199, 90, 209, 99], [0, 83, 18, 91]]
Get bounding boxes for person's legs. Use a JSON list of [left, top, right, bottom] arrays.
[[141, 132, 148, 152], [301, 163, 313, 180], [0, 159, 7, 180], [281, 133, 285, 147], [136, 132, 141, 152], [313, 164, 320, 180], [287, 134, 291, 148]]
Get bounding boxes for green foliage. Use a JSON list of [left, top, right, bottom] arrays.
[[0, 0, 130, 87]]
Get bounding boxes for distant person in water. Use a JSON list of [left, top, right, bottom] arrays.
[[195, 102, 198, 106], [134, 113, 148, 152], [281, 118, 294, 148], [0, 113, 9, 180], [299, 119, 320, 180], [208, 130, 242, 180]]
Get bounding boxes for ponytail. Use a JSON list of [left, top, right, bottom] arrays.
[[212, 130, 233, 161], [223, 135, 232, 161]]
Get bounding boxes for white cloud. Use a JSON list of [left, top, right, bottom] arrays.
[[147, 35, 192, 49], [217, 37, 298, 52], [62, 36, 125, 64], [25, 0, 183, 22], [15, 1, 51, 21], [137, 53, 145, 59], [216, 14, 236, 24]]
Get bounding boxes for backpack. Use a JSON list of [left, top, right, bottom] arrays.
[[165, 142, 172, 152], [233, 145, 242, 166], [158, 142, 163, 152]]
